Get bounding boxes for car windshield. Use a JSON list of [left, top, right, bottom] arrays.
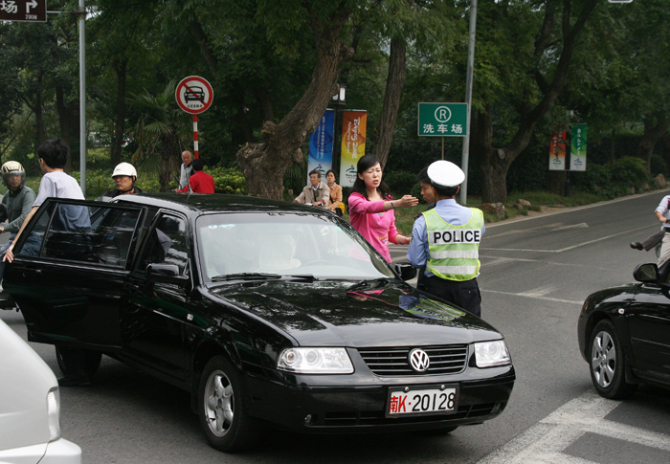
[[196, 211, 395, 282]]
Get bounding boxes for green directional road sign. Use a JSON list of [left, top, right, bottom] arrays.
[[418, 102, 468, 137]]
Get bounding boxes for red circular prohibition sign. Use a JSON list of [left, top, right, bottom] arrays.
[[175, 76, 214, 114]]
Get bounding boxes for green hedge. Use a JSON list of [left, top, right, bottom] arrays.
[[574, 157, 650, 199]]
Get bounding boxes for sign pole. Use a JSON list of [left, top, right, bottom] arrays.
[[193, 115, 199, 159], [460, 0, 477, 205], [78, 0, 86, 195], [176, 75, 213, 161]]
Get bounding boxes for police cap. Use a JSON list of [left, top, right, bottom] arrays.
[[427, 160, 465, 188]]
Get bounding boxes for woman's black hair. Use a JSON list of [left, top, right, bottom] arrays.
[[351, 155, 392, 200], [325, 169, 336, 178]]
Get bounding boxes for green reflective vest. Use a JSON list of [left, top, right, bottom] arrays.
[[423, 207, 483, 281]]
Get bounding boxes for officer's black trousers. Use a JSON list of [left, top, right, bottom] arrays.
[[418, 275, 482, 318]]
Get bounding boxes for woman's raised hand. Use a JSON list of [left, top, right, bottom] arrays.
[[396, 195, 419, 208]]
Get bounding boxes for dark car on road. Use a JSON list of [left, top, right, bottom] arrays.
[[578, 262, 670, 399], [4, 194, 515, 451]]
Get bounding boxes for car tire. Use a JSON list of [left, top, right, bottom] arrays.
[[589, 320, 638, 399], [198, 355, 258, 452], [55, 346, 102, 377]]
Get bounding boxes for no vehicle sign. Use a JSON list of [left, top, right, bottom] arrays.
[[176, 76, 214, 114]]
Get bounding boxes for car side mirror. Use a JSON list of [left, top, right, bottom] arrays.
[[394, 262, 417, 281], [147, 263, 189, 285], [634, 263, 659, 283]]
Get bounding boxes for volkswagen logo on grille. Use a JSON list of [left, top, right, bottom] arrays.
[[408, 348, 430, 372]]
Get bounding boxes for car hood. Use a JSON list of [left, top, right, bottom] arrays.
[[206, 279, 502, 347]]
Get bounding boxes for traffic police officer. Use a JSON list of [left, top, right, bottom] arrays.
[[407, 160, 485, 317]]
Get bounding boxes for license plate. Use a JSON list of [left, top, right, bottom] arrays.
[[386, 385, 458, 417]]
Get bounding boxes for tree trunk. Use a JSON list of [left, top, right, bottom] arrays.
[[236, 7, 354, 200], [371, 37, 406, 169], [546, 170, 566, 195], [190, 19, 218, 77], [111, 58, 129, 166], [159, 133, 181, 191], [473, 0, 599, 204], [472, 106, 514, 203], [636, 114, 669, 172]]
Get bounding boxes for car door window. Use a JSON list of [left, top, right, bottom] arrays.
[[139, 215, 189, 276], [15, 202, 55, 257], [18, 201, 142, 268]]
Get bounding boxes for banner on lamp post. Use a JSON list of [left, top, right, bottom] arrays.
[[570, 124, 587, 171], [549, 130, 567, 171], [307, 109, 335, 183], [339, 110, 367, 187]]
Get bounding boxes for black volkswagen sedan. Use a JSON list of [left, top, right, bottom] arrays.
[[578, 262, 670, 400], [4, 194, 515, 451]]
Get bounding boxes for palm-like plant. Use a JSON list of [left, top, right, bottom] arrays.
[[129, 81, 192, 191]]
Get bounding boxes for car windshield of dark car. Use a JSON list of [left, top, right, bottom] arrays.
[[196, 212, 395, 282]]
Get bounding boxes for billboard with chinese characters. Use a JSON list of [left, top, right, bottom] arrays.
[[418, 103, 467, 137], [0, 0, 46, 22], [549, 130, 567, 171], [307, 109, 335, 183], [570, 124, 587, 171], [339, 110, 367, 188]]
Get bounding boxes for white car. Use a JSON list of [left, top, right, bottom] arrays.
[[0, 318, 81, 463]]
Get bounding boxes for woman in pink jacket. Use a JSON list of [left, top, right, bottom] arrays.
[[348, 155, 418, 262]]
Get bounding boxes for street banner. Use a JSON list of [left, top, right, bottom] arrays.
[[570, 124, 587, 171], [339, 110, 367, 187], [549, 130, 567, 171], [307, 109, 335, 184]]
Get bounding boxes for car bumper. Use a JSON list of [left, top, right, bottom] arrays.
[[0, 438, 81, 464], [245, 366, 515, 433]]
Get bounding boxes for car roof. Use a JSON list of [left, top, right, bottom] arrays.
[[113, 193, 336, 217]]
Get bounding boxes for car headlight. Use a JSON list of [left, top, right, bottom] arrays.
[[277, 348, 354, 374], [474, 340, 511, 368], [47, 387, 62, 442]]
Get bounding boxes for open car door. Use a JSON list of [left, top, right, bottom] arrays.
[[4, 198, 145, 351]]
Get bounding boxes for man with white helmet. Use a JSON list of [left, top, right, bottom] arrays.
[[407, 160, 485, 317], [0, 161, 36, 298], [101, 162, 145, 198]]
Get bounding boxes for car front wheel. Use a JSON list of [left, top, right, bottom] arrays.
[[589, 320, 637, 399], [198, 356, 258, 452]]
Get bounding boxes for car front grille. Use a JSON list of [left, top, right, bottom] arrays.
[[358, 345, 468, 376]]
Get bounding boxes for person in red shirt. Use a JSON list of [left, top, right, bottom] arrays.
[[176, 159, 215, 193]]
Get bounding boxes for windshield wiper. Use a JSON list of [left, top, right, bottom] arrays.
[[210, 272, 282, 282]]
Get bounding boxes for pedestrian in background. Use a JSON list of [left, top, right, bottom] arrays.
[[100, 162, 145, 199], [651, 195, 670, 267], [325, 169, 344, 216], [407, 160, 485, 317], [177, 159, 215, 193], [174, 150, 194, 192], [3, 139, 86, 264], [0, 161, 35, 298], [348, 154, 417, 262], [293, 169, 329, 207]]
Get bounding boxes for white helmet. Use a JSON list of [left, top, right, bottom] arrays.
[[1, 161, 26, 188], [112, 162, 137, 179]]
